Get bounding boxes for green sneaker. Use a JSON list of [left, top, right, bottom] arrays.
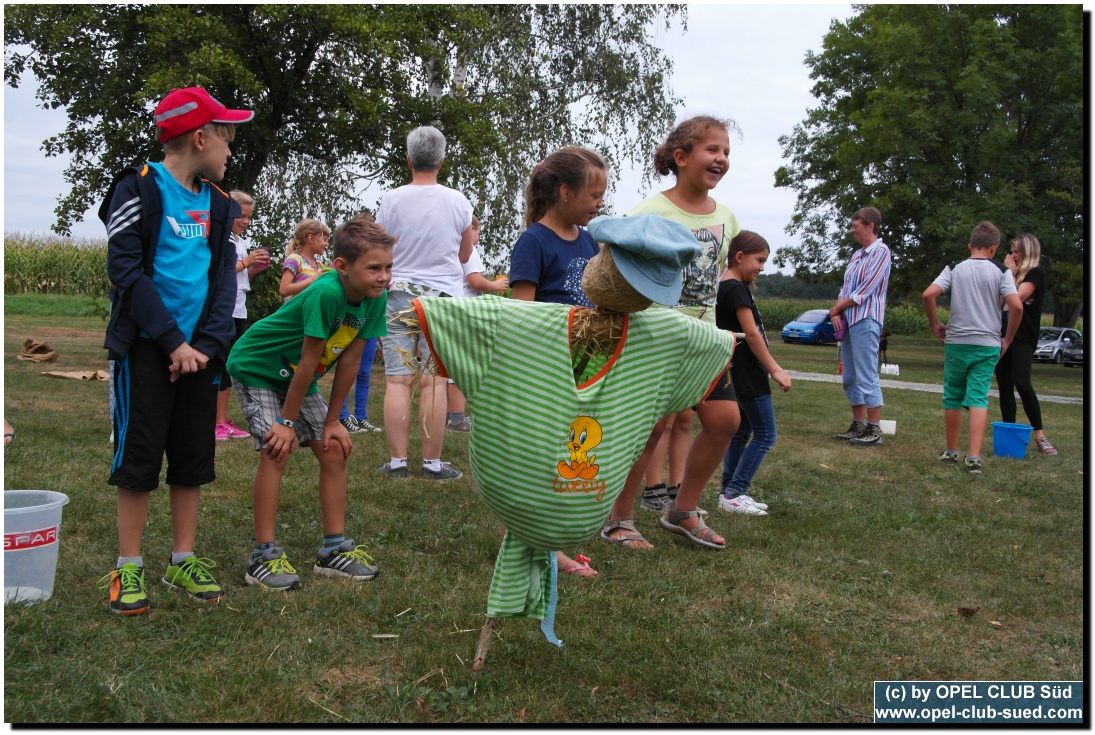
[[97, 562, 150, 616], [163, 556, 227, 603]]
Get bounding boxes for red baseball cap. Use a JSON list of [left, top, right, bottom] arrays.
[[153, 87, 254, 143]]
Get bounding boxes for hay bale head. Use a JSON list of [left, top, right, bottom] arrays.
[[581, 246, 653, 313]]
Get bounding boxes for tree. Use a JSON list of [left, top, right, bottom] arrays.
[[774, 5, 1083, 325], [753, 273, 839, 301], [5, 4, 684, 265]]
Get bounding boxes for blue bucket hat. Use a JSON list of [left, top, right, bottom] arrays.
[[586, 214, 700, 306]]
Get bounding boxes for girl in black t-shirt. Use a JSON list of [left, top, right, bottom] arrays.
[[715, 232, 792, 515], [994, 234, 1056, 454]]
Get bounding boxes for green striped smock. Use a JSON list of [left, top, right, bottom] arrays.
[[414, 296, 736, 638]]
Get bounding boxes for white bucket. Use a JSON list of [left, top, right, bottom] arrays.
[[5, 491, 70, 604], [879, 420, 897, 435]]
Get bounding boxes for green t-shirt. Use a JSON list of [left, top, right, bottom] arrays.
[[227, 269, 386, 394], [626, 193, 741, 322]]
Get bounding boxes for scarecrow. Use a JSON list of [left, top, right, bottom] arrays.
[[410, 214, 738, 666]]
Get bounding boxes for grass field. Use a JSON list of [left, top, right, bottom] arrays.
[[3, 296, 1085, 724]]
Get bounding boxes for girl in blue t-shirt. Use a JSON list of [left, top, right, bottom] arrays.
[[508, 147, 606, 306], [506, 145, 609, 578]]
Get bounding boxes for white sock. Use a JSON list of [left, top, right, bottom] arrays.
[[117, 556, 143, 569], [423, 459, 442, 472], [388, 457, 407, 470], [170, 551, 195, 566]]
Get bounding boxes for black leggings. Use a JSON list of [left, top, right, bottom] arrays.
[[994, 340, 1042, 430]]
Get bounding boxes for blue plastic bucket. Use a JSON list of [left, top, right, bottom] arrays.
[[992, 422, 1033, 459]]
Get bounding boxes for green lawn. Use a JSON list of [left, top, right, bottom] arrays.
[[767, 335, 1085, 399], [3, 299, 1085, 723]]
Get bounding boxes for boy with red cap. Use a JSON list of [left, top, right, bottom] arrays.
[[97, 87, 252, 615]]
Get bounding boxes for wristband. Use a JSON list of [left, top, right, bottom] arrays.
[[274, 416, 296, 428]]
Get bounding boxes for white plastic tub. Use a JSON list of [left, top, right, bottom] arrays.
[[5, 490, 70, 604]]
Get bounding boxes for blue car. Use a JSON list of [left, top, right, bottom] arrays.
[[781, 309, 836, 345]]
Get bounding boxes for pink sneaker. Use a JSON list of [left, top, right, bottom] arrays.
[[215, 423, 231, 441], [224, 419, 250, 438]]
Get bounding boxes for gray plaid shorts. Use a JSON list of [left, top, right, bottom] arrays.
[[234, 383, 330, 451]]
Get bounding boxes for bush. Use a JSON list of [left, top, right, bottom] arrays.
[[754, 297, 945, 338], [242, 233, 290, 323]]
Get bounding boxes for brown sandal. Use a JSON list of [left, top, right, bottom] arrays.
[[600, 519, 652, 549], [659, 509, 725, 550]]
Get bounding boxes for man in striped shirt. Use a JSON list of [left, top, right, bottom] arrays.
[[829, 206, 891, 446]]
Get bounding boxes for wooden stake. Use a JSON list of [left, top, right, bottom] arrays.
[[471, 618, 497, 672]]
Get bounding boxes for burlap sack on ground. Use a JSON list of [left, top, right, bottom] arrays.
[[41, 370, 109, 381], [17, 338, 59, 363]]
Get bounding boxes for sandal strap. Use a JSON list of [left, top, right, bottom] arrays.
[[603, 519, 638, 534], [689, 520, 718, 543], [665, 509, 700, 523]]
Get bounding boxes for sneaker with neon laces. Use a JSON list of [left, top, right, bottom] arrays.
[[356, 418, 383, 433], [420, 462, 463, 481], [314, 539, 379, 581], [963, 456, 983, 474], [97, 562, 150, 616], [223, 419, 250, 439], [215, 423, 231, 441], [245, 546, 301, 591], [163, 555, 227, 603], [937, 450, 960, 465], [718, 494, 768, 516]]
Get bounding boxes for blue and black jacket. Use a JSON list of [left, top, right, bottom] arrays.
[[99, 163, 239, 362]]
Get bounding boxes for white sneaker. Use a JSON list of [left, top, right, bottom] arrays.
[[718, 495, 768, 516], [748, 497, 768, 510]]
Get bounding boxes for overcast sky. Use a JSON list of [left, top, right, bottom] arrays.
[[3, 3, 855, 268]]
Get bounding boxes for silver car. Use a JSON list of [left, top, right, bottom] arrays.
[[1062, 333, 1084, 367], [1034, 327, 1082, 364]]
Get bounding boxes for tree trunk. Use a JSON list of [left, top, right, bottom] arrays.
[[1053, 302, 1083, 328]]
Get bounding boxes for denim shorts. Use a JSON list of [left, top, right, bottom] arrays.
[[381, 289, 435, 376]]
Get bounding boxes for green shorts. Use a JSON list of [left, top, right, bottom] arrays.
[[942, 344, 1000, 410]]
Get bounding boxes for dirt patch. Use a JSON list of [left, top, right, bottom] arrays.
[[765, 579, 831, 615], [320, 663, 387, 690]]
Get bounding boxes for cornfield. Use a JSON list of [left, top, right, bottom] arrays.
[[8, 232, 1066, 334], [4, 232, 109, 297]]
